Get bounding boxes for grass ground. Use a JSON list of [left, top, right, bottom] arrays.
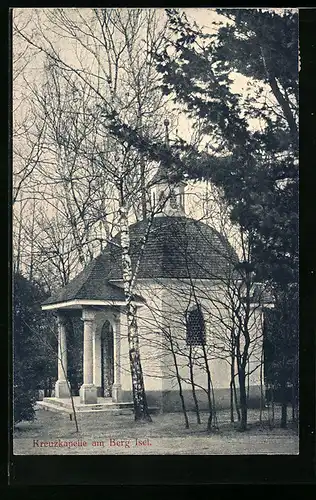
[[13, 406, 299, 455]]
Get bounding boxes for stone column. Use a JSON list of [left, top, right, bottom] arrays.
[[79, 308, 98, 404], [55, 314, 70, 398], [112, 314, 122, 403]]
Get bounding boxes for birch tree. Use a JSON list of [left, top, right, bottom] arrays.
[[13, 7, 172, 421]]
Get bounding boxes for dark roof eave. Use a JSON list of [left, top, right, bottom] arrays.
[[41, 279, 146, 308], [41, 295, 146, 311]]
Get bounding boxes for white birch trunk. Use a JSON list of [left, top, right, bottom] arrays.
[[119, 203, 151, 422]]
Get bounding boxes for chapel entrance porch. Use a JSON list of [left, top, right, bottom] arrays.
[[40, 303, 127, 407], [39, 300, 161, 416]]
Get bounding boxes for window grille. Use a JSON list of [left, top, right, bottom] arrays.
[[186, 306, 206, 346]]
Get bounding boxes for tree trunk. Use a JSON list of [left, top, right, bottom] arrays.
[[259, 346, 264, 425], [169, 333, 189, 429], [66, 376, 79, 432], [140, 156, 147, 221], [291, 381, 298, 424], [235, 269, 251, 432], [54, 323, 79, 432], [233, 376, 241, 421], [201, 344, 214, 431], [271, 384, 275, 428], [29, 197, 36, 282], [280, 381, 287, 429], [230, 341, 235, 423], [260, 45, 298, 143], [210, 372, 218, 429], [119, 204, 151, 422], [15, 200, 24, 275], [267, 386, 271, 429], [291, 392, 295, 423], [281, 402, 287, 429], [291, 360, 298, 424], [230, 379, 234, 423], [238, 368, 248, 431], [189, 346, 201, 424]]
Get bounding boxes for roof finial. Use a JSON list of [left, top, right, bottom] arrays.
[[164, 118, 170, 148]]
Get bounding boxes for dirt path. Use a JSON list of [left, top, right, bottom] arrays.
[[14, 434, 299, 455], [13, 408, 299, 455]]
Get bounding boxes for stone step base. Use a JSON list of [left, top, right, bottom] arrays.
[[37, 399, 160, 416], [42, 397, 134, 410], [37, 401, 134, 416]]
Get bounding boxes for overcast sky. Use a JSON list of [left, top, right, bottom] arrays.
[[12, 8, 297, 261]]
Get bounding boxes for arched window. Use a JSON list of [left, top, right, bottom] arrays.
[[186, 306, 206, 346]]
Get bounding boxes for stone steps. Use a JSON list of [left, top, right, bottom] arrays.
[[42, 397, 135, 410], [37, 399, 160, 416], [37, 400, 134, 415]]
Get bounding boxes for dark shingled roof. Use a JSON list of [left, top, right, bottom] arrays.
[[43, 216, 239, 306], [42, 254, 135, 306], [105, 216, 238, 280]]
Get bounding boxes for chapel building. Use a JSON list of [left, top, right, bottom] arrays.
[[41, 121, 266, 413]]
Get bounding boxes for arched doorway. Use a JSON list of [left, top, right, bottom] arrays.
[[101, 320, 114, 397]]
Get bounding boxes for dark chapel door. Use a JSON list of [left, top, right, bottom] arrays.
[[101, 320, 114, 397]]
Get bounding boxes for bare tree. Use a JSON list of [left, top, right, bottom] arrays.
[[12, 10, 47, 204], [127, 188, 267, 431], [13, 8, 174, 421]]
